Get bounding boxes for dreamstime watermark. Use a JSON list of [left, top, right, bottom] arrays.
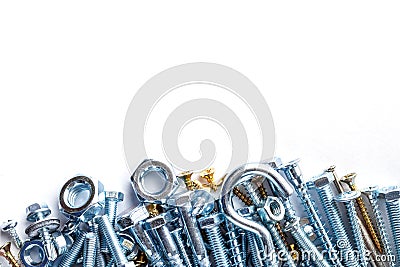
[[123, 62, 275, 175]]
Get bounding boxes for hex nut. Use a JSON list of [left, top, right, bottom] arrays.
[[59, 175, 104, 218], [198, 213, 225, 229], [262, 196, 285, 222]]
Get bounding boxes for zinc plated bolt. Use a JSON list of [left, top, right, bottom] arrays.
[[0, 242, 20, 267], [146, 213, 184, 267], [379, 187, 400, 266], [171, 228, 193, 267], [198, 213, 230, 267], [313, 176, 358, 267], [224, 220, 245, 267], [87, 220, 106, 267], [1, 220, 22, 249], [59, 230, 87, 267], [278, 160, 343, 267], [97, 215, 135, 267], [335, 191, 368, 267], [363, 186, 396, 267], [83, 232, 97, 267], [340, 173, 383, 254]]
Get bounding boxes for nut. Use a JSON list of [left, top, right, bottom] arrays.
[[59, 175, 104, 218]]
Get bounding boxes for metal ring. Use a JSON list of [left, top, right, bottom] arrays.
[[131, 159, 175, 202], [20, 240, 48, 267], [25, 218, 60, 238], [59, 176, 95, 214]]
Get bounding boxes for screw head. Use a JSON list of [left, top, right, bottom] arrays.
[[340, 173, 357, 184], [335, 191, 361, 202], [26, 203, 51, 222], [100, 191, 124, 202], [198, 213, 225, 229], [200, 168, 215, 179], [379, 186, 400, 201], [313, 176, 331, 189], [1, 220, 17, 232]]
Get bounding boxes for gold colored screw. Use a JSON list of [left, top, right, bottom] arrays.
[[258, 184, 268, 200], [146, 204, 161, 218], [177, 171, 203, 191], [0, 242, 20, 267], [340, 173, 383, 254], [134, 250, 148, 267], [233, 187, 253, 206], [200, 167, 225, 191], [276, 223, 289, 249]]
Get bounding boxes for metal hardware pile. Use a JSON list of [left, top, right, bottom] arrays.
[[1, 158, 399, 267]]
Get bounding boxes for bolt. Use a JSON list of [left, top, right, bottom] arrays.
[[278, 160, 343, 267], [83, 233, 97, 267], [174, 193, 210, 267], [313, 176, 358, 267], [101, 191, 124, 228], [233, 187, 253, 206], [198, 213, 230, 267], [0, 242, 20, 267], [363, 186, 396, 267], [340, 173, 383, 254], [59, 230, 87, 267], [224, 220, 245, 267], [335, 191, 368, 267], [1, 220, 22, 249], [97, 215, 135, 267], [146, 213, 184, 267], [379, 186, 400, 266], [87, 219, 106, 267], [25, 203, 59, 262], [171, 228, 193, 267]]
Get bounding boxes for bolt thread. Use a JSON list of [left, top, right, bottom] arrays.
[[154, 226, 184, 267], [368, 194, 395, 266], [83, 233, 97, 267], [289, 226, 330, 267], [89, 222, 106, 267], [266, 223, 297, 267], [343, 201, 368, 267], [233, 187, 253, 206], [315, 185, 358, 267], [105, 200, 118, 228], [171, 230, 193, 267], [97, 215, 128, 266], [247, 231, 263, 267], [204, 226, 230, 267], [225, 221, 245, 267], [385, 200, 400, 264], [59, 231, 86, 267]]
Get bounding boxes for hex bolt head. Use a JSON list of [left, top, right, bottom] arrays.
[[100, 191, 124, 203], [26, 203, 51, 222], [147, 214, 168, 229], [313, 176, 331, 189], [379, 186, 400, 201], [198, 213, 225, 229]]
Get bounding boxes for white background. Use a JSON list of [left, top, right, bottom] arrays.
[[1, 1, 400, 250]]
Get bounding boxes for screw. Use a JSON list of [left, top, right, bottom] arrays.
[[83, 232, 97, 267], [0, 242, 20, 267], [379, 186, 400, 266], [258, 183, 268, 200], [1, 220, 22, 249], [146, 203, 161, 218], [224, 220, 245, 267], [25, 203, 60, 262], [198, 213, 230, 267], [335, 191, 368, 267], [278, 160, 343, 267], [177, 171, 203, 191], [146, 213, 184, 267], [340, 173, 383, 254], [233, 187, 253, 206], [363, 186, 396, 267], [200, 168, 225, 191], [97, 215, 135, 267], [101, 191, 124, 228], [313, 176, 358, 267], [133, 250, 148, 267], [325, 165, 345, 193]]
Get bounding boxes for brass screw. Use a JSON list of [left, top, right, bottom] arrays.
[[340, 173, 384, 254], [200, 167, 225, 191], [177, 171, 203, 191], [146, 204, 161, 218], [258, 184, 268, 200], [233, 187, 253, 206], [134, 250, 148, 267], [276, 223, 289, 249], [0, 242, 20, 267]]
